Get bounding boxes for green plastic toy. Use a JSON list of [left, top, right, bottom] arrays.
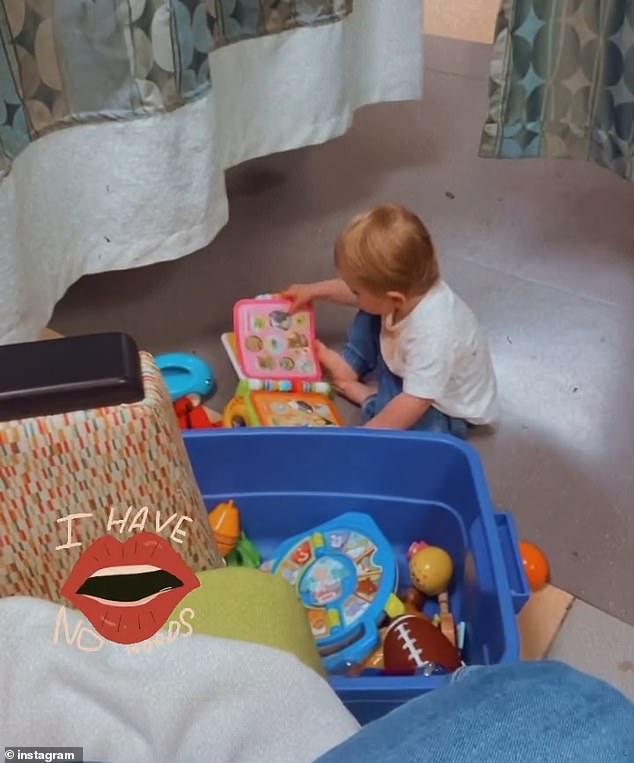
[[226, 532, 262, 568]]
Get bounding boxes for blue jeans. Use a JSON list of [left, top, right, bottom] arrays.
[[316, 661, 634, 762], [342, 311, 468, 438]]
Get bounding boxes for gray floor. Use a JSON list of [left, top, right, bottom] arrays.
[[52, 36, 634, 625], [548, 599, 634, 702]]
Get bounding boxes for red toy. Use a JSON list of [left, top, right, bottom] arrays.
[[174, 396, 223, 430]]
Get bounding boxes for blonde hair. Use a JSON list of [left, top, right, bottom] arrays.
[[334, 204, 439, 296]]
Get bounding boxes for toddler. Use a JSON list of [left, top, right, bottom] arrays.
[[283, 204, 498, 436]]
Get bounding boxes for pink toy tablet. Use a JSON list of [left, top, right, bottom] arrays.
[[233, 297, 322, 381]]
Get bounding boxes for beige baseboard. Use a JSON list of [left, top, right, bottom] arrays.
[[519, 585, 575, 660], [40, 328, 63, 340]]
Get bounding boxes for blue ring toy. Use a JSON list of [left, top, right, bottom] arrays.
[[155, 353, 215, 402]]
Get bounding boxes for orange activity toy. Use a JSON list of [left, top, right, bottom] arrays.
[[208, 500, 241, 557], [519, 541, 550, 592]]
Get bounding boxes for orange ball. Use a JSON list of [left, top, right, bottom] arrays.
[[519, 541, 550, 592]]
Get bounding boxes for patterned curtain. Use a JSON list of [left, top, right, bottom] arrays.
[[0, 0, 352, 179], [480, 0, 634, 182]]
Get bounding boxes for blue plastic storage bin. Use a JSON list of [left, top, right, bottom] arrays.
[[184, 428, 530, 725]]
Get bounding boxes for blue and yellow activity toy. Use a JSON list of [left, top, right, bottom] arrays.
[[264, 512, 398, 674]]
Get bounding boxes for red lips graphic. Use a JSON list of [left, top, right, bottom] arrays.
[[61, 532, 200, 644]]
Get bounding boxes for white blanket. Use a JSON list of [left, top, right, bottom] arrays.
[[0, 597, 359, 762], [0, 0, 422, 343]]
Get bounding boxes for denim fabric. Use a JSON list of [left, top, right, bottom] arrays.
[[342, 310, 468, 437], [316, 661, 634, 762]]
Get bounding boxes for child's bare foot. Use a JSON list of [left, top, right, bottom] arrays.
[[316, 341, 376, 405], [315, 340, 358, 385], [337, 380, 377, 407]]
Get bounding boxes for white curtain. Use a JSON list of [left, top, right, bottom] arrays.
[[0, 0, 423, 343]]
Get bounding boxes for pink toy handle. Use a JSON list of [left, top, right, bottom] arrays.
[[407, 540, 429, 560]]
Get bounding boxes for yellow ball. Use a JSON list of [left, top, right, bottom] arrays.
[[409, 546, 454, 595]]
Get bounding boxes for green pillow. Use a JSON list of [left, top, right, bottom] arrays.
[[172, 567, 324, 677]]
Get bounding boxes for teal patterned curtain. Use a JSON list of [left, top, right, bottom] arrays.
[[480, 0, 634, 182], [0, 0, 352, 178]]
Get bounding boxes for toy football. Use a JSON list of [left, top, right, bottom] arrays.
[[382, 614, 461, 676]]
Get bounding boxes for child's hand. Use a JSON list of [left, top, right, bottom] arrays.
[[282, 283, 319, 312], [282, 279, 356, 310]]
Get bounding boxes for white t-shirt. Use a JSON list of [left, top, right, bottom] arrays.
[[380, 280, 499, 425]]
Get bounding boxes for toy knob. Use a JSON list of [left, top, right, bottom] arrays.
[[208, 500, 241, 558]]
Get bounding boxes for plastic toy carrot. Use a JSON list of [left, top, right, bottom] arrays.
[[208, 500, 241, 557]]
